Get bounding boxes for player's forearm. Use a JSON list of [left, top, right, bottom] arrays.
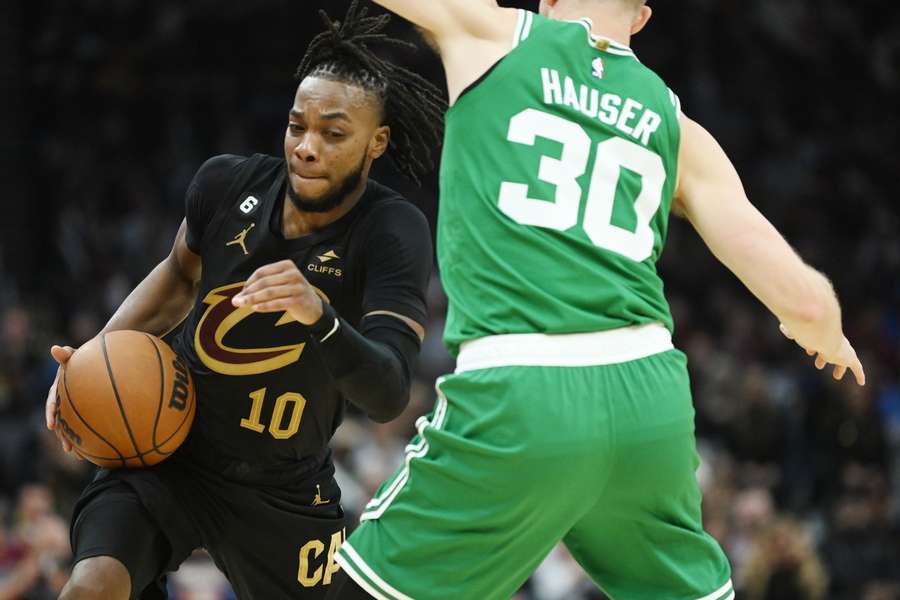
[[775, 270, 844, 354], [308, 305, 417, 423], [101, 255, 198, 337], [677, 116, 847, 354], [694, 214, 844, 353]]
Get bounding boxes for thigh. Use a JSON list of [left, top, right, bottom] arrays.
[[207, 478, 348, 600], [337, 370, 607, 600], [70, 480, 171, 600], [564, 352, 733, 600], [71, 467, 203, 598]]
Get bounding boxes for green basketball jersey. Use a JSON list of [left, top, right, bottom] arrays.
[[438, 10, 683, 356]]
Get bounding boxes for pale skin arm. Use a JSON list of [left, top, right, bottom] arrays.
[[371, 0, 518, 104], [45, 221, 201, 453], [674, 116, 864, 384]]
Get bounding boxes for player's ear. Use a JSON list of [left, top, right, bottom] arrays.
[[369, 125, 390, 160], [538, 0, 558, 18], [630, 5, 652, 35]]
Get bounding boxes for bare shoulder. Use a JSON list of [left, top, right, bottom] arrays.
[[373, 1, 518, 42], [439, 6, 523, 104], [675, 116, 732, 196]]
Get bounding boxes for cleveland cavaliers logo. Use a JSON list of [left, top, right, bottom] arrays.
[[194, 282, 330, 376]]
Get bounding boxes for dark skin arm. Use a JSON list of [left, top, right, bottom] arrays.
[[45, 220, 201, 453]]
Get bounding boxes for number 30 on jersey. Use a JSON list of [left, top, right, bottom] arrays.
[[499, 108, 666, 262]]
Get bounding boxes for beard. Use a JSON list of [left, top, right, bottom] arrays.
[[285, 155, 367, 214]]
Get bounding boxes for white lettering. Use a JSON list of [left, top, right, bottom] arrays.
[[580, 87, 599, 118], [598, 93, 621, 125], [632, 110, 662, 146], [535, 69, 663, 145], [616, 98, 642, 136], [563, 76, 581, 111], [541, 68, 562, 105]]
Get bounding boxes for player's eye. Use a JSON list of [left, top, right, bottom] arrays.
[[288, 123, 305, 134], [326, 130, 346, 139]]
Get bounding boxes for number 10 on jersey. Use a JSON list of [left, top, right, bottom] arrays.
[[499, 108, 667, 262], [241, 387, 306, 439]]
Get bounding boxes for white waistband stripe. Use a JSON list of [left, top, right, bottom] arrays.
[[696, 579, 734, 600], [340, 543, 415, 600], [334, 554, 391, 600], [455, 323, 673, 372]]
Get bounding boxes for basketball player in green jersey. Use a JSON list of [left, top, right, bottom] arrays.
[[328, 1, 866, 599]]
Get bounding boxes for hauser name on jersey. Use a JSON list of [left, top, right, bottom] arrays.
[[540, 67, 662, 146]]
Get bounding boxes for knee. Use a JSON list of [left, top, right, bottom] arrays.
[[59, 556, 131, 600]]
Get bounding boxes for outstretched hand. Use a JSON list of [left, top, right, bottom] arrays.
[[779, 324, 865, 386], [45, 345, 84, 458]]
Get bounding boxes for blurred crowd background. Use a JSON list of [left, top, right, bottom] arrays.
[[1, 0, 898, 598]]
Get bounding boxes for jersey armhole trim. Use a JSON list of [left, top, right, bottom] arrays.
[[512, 9, 534, 48], [454, 59, 503, 105], [454, 10, 530, 108], [668, 88, 683, 116]]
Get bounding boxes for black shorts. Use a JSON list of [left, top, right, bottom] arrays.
[[70, 451, 346, 599]]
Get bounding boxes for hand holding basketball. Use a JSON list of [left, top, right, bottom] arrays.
[[50, 331, 196, 468], [45, 345, 78, 456]]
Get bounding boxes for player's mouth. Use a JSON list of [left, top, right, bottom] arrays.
[[288, 160, 328, 180], [291, 170, 327, 181]]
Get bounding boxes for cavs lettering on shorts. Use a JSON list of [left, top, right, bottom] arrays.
[[297, 528, 346, 588]]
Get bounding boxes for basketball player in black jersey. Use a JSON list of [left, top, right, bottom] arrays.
[[42, 3, 446, 598]]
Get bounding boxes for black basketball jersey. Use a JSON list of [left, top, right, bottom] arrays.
[[170, 154, 431, 483]]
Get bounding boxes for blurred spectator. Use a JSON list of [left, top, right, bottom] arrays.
[[0, 485, 70, 599], [822, 469, 899, 599], [739, 517, 828, 600]]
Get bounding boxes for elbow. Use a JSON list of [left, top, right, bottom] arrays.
[[368, 391, 410, 423], [361, 366, 410, 423]]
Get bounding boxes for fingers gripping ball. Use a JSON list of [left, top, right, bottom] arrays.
[[56, 331, 196, 468]]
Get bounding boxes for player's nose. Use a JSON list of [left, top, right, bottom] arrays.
[[293, 136, 319, 162]]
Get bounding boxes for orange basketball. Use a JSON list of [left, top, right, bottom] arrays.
[[56, 330, 196, 468]]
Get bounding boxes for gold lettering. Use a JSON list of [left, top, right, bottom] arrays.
[[323, 528, 346, 585], [306, 264, 342, 278], [297, 539, 325, 587]]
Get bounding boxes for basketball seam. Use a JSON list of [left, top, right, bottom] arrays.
[[144, 336, 196, 453], [62, 368, 126, 467], [101, 333, 148, 468], [63, 370, 194, 460], [153, 387, 196, 455], [144, 333, 165, 450]]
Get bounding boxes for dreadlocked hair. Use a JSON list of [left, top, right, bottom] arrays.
[[295, 0, 446, 185]]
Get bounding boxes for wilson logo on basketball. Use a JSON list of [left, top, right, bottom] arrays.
[[169, 358, 190, 410], [194, 282, 330, 376]]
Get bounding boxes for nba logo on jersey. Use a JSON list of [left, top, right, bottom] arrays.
[[591, 57, 605, 79]]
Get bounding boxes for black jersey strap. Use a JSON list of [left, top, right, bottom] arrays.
[[307, 303, 420, 423]]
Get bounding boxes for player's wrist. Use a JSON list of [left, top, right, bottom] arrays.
[[307, 302, 340, 343]]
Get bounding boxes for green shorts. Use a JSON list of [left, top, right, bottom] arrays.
[[337, 330, 732, 600]]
